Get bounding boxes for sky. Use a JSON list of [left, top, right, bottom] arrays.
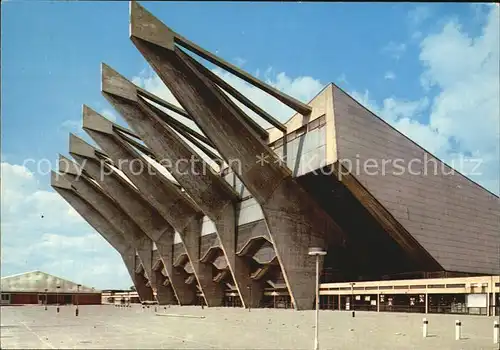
[[1, 2, 499, 289]]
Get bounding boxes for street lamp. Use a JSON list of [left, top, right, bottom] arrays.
[[44, 288, 48, 311], [350, 282, 355, 318], [247, 285, 252, 312], [56, 286, 60, 313], [308, 247, 327, 350], [76, 284, 81, 316]]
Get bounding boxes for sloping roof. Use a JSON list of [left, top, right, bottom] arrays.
[[0, 271, 100, 293]]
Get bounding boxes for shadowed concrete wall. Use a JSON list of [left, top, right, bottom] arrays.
[[100, 64, 263, 308], [50, 172, 153, 302], [128, 4, 346, 309], [331, 85, 500, 274], [151, 253, 177, 305]]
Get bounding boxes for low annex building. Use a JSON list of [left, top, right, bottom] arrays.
[[0, 271, 101, 306], [50, 1, 499, 313]]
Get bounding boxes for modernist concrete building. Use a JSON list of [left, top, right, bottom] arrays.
[[0, 271, 101, 305], [51, 2, 499, 311]]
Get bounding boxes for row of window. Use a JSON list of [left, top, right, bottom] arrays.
[[270, 114, 326, 149], [218, 114, 327, 178]]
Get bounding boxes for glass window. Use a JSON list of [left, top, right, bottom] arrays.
[[295, 125, 307, 138], [318, 114, 326, 126], [274, 137, 284, 148], [308, 118, 320, 131]]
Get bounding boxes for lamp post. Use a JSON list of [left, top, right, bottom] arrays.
[[308, 247, 327, 350], [44, 288, 48, 311], [76, 284, 81, 316], [247, 285, 252, 312], [56, 286, 60, 313], [350, 282, 355, 317]]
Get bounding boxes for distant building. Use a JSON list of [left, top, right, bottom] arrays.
[[0, 271, 101, 305], [101, 289, 141, 305]]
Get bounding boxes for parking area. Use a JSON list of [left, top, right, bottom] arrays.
[[1, 305, 498, 349]]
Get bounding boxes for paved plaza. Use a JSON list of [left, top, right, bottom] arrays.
[[1, 305, 498, 349]]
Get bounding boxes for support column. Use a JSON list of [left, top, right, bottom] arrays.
[[50, 172, 153, 302], [128, 4, 346, 309], [151, 266, 177, 305], [493, 279, 496, 317], [100, 65, 263, 308], [425, 293, 428, 314], [66, 136, 198, 305], [58, 157, 158, 301]]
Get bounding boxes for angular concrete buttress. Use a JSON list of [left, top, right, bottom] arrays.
[[100, 65, 263, 308], [129, 3, 347, 309], [82, 107, 202, 305], [50, 171, 153, 302], [66, 135, 198, 305], [56, 158, 164, 303]]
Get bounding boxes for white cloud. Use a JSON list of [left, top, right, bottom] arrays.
[[420, 5, 499, 193], [130, 11, 498, 194], [132, 65, 324, 129], [233, 57, 247, 67], [382, 41, 407, 60], [356, 5, 499, 194], [100, 108, 117, 122], [336, 73, 349, 86], [0, 162, 130, 289], [60, 119, 81, 133], [384, 71, 396, 80]]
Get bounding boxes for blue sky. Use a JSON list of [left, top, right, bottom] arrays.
[[1, 2, 498, 289]]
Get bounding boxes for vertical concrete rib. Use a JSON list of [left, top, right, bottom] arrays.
[[129, 3, 347, 309], [100, 65, 263, 308], [50, 171, 153, 302], [66, 134, 201, 305]]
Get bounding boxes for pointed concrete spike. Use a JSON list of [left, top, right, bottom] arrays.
[[50, 171, 73, 189], [82, 105, 114, 134], [58, 154, 81, 176], [129, 1, 175, 51], [69, 133, 99, 159], [101, 63, 138, 102]]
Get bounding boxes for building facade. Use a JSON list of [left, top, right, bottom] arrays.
[[50, 2, 499, 313], [1, 271, 101, 306]]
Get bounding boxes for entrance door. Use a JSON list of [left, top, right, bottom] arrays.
[[1, 293, 11, 305]]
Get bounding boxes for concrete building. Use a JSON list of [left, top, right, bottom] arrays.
[[51, 2, 499, 314], [0, 271, 101, 305]]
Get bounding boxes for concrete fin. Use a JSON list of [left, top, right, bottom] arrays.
[[103, 89, 262, 307], [53, 185, 155, 302], [50, 170, 73, 190], [69, 133, 99, 160], [52, 186, 129, 253], [129, 1, 175, 51], [101, 63, 138, 102], [58, 154, 82, 176], [130, 39, 346, 309], [82, 105, 114, 134]]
